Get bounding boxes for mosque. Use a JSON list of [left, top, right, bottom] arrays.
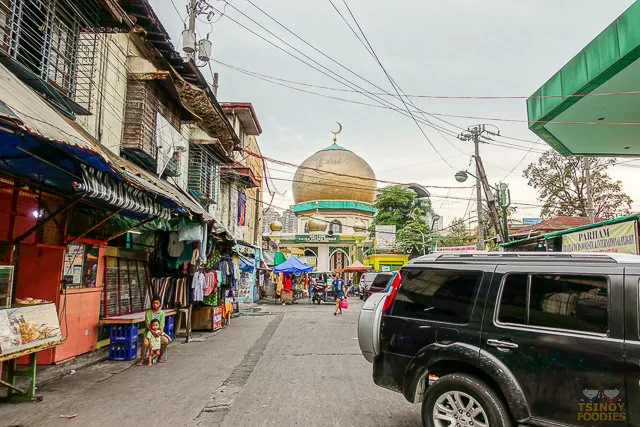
[[266, 129, 377, 272]]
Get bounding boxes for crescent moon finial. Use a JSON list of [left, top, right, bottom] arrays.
[[331, 122, 343, 144]]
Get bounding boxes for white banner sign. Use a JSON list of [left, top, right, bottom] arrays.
[[375, 225, 396, 250]]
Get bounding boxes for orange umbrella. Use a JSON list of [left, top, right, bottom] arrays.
[[339, 260, 372, 272]]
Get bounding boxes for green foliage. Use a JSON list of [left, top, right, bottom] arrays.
[[397, 221, 431, 255], [440, 217, 473, 247], [372, 185, 434, 255], [523, 151, 632, 219]]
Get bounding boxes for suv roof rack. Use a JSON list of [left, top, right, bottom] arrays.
[[407, 251, 640, 265]]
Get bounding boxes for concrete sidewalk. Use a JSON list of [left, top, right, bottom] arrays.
[[0, 315, 273, 427]]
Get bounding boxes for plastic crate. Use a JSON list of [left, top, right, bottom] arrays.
[[108, 340, 138, 361], [109, 323, 139, 342], [163, 315, 175, 340]]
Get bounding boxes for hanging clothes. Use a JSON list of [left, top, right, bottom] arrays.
[[203, 271, 217, 297], [192, 271, 206, 302], [283, 274, 293, 291], [178, 225, 202, 242], [167, 232, 184, 258], [276, 273, 283, 296]]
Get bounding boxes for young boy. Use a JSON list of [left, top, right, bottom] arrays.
[[137, 319, 171, 366]]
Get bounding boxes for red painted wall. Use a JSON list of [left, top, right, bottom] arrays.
[[15, 244, 104, 364]]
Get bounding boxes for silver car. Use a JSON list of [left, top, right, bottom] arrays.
[[359, 272, 380, 299]]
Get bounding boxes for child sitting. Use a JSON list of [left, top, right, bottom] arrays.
[[136, 319, 171, 366]]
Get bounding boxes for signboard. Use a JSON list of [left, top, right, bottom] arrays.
[[562, 221, 638, 254], [295, 234, 340, 243], [299, 256, 317, 267], [0, 303, 62, 355], [523, 218, 543, 225], [436, 246, 476, 252], [375, 225, 396, 250], [212, 306, 222, 332]]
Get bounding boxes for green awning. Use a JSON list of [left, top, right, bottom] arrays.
[[501, 214, 640, 248], [526, 2, 640, 156], [543, 213, 639, 238]]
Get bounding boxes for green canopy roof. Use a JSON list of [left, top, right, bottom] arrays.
[[501, 214, 640, 248], [527, 2, 640, 156]]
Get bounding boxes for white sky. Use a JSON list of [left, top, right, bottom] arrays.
[[151, 0, 639, 226]]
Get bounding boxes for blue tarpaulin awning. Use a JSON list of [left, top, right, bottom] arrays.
[[273, 256, 313, 274], [239, 256, 254, 272]]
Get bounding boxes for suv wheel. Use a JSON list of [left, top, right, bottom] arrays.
[[422, 373, 512, 427]]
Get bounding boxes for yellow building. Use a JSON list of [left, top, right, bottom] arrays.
[[363, 254, 409, 272]]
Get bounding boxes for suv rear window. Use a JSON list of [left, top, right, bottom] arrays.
[[391, 269, 482, 323], [371, 274, 392, 288], [498, 273, 609, 334]]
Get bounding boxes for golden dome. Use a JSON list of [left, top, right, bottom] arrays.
[[269, 221, 283, 232], [293, 143, 376, 204], [308, 216, 327, 232]]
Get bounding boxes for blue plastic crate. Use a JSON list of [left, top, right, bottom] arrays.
[[108, 340, 138, 361], [163, 315, 175, 340], [109, 323, 139, 342]]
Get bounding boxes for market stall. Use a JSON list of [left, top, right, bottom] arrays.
[[0, 300, 64, 401], [335, 260, 371, 290], [273, 256, 312, 304]]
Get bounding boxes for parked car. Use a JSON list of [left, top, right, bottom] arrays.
[[359, 252, 637, 427], [365, 272, 393, 300], [359, 272, 379, 299]]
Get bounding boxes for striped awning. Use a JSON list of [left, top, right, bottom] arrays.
[[73, 164, 172, 219]]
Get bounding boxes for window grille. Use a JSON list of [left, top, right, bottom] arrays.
[[0, 0, 102, 112], [188, 143, 221, 205], [102, 256, 151, 317], [122, 79, 184, 175]]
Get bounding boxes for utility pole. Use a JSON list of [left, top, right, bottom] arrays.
[[473, 129, 484, 250], [186, 0, 198, 61], [585, 157, 595, 223], [457, 124, 505, 247], [498, 183, 511, 241], [474, 155, 503, 243]]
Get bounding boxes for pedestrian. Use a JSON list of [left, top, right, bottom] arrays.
[[137, 318, 172, 366], [139, 297, 169, 364], [333, 272, 346, 316]]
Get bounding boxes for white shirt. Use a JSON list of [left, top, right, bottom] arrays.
[[192, 271, 206, 302]]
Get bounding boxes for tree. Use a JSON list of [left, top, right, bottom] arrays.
[[397, 221, 431, 255], [372, 185, 434, 255], [440, 217, 473, 247], [523, 151, 632, 219]]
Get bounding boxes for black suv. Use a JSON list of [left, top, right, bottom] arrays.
[[358, 252, 638, 427]]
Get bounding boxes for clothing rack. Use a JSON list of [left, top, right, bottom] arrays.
[[151, 275, 192, 309]]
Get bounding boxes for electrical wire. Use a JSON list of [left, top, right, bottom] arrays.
[[217, 1, 466, 156], [208, 60, 640, 101]]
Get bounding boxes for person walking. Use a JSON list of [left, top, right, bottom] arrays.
[[333, 273, 346, 316]]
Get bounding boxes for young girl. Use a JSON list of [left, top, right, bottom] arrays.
[[137, 319, 171, 366]]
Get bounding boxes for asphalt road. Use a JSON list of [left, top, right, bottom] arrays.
[[1, 298, 421, 427]]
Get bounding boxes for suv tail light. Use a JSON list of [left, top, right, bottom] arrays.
[[381, 272, 401, 313]]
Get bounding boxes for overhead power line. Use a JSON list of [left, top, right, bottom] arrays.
[[215, 1, 466, 159]]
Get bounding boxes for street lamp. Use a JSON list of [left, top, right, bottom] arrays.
[[454, 171, 511, 241], [429, 214, 441, 252], [416, 229, 427, 256]]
